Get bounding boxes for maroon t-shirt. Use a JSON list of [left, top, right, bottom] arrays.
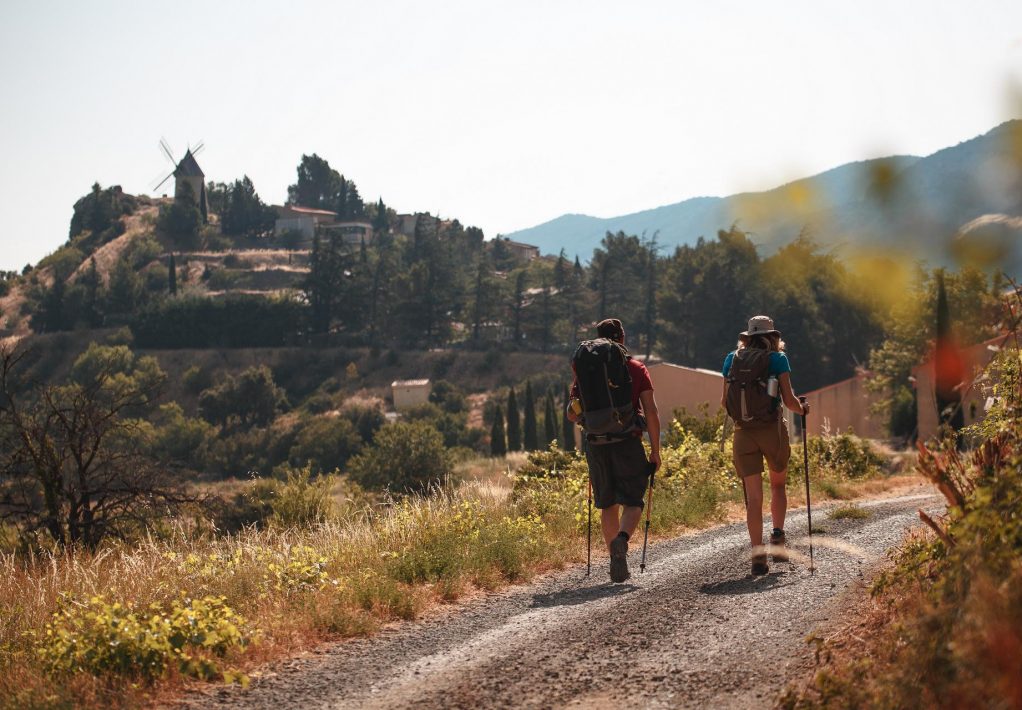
[[571, 357, 654, 416]]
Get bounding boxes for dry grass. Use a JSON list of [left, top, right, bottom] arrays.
[[454, 451, 528, 488], [0, 435, 906, 709], [828, 504, 870, 520], [0, 479, 560, 708]]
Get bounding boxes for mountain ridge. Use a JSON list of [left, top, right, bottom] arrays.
[[506, 120, 1022, 270]]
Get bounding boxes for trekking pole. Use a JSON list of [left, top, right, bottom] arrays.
[[586, 476, 592, 577], [639, 461, 657, 573], [800, 396, 815, 574]]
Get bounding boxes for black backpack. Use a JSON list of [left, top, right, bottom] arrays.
[[571, 338, 637, 441], [725, 348, 777, 427]]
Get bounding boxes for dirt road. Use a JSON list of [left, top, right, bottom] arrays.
[[177, 489, 940, 709]]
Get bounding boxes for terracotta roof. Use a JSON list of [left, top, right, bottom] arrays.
[[278, 205, 338, 217]]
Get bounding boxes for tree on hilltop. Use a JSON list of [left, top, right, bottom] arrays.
[[286, 154, 365, 218], [220, 176, 276, 238]]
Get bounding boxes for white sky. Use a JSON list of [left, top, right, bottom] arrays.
[[1, 0, 1021, 271]]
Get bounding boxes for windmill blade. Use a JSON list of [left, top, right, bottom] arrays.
[[159, 137, 176, 163], [149, 167, 171, 188], [191, 141, 205, 157], [153, 171, 175, 192]]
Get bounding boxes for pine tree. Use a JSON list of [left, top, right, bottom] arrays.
[[506, 387, 521, 451], [544, 391, 557, 447], [168, 253, 177, 296], [490, 405, 507, 456], [561, 385, 575, 452], [523, 381, 538, 451]]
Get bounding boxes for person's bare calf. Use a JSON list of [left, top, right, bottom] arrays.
[[601, 504, 642, 549]]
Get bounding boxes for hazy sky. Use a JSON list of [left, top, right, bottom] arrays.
[[1, 0, 1020, 270]]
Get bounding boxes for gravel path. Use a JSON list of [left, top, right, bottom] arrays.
[[175, 490, 940, 710]]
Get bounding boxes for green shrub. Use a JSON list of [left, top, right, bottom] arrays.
[[288, 415, 362, 473], [790, 431, 887, 484], [153, 402, 213, 469], [348, 421, 452, 493], [37, 245, 85, 280], [199, 365, 288, 428], [514, 442, 577, 479], [204, 424, 296, 478], [183, 364, 213, 394], [242, 466, 337, 529], [342, 402, 386, 443], [668, 402, 726, 444], [402, 403, 473, 448], [789, 419, 1022, 708], [123, 234, 162, 269], [38, 595, 252, 682], [302, 390, 336, 414], [207, 268, 241, 291]]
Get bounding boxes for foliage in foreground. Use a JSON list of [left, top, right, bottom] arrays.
[[0, 428, 886, 708], [782, 350, 1022, 709]]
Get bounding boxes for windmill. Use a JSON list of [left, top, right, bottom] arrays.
[[153, 138, 209, 223]]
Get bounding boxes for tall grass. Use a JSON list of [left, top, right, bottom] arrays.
[[0, 428, 891, 709]]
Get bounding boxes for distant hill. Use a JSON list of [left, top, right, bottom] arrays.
[[507, 120, 1022, 272]]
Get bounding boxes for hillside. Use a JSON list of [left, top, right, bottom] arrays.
[[507, 120, 1022, 272]]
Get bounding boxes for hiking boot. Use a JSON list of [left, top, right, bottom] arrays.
[[609, 534, 630, 583], [769, 528, 788, 562], [751, 553, 769, 576]]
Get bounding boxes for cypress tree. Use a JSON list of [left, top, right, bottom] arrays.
[[544, 391, 557, 447], [490, 405, 507, 456], [506, 387, 521, 451], [523, 381, 538, 451], [168, 253, 177, 296], [561, 385, 575, 452]]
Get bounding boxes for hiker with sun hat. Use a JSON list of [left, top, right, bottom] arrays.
[[721, 315, 809, 576]]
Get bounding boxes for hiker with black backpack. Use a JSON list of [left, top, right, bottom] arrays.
[[568, 318, 660, 583], [721, 316, 809, 576]]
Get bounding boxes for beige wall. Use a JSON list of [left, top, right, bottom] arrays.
[[787, 374, 887, 440], [645, 362, 724, 423], [392, 382, 431, 411], [914, 336, 1008, 442], [570, 362, 722, 448], [275, 216, 316, 239]]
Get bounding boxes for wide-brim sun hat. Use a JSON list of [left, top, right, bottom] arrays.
[[739, 315, 781, 338]]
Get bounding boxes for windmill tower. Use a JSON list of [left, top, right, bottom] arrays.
[[154, 138, 209, 223]]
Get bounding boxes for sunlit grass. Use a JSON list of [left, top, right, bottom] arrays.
[[0, 432, 893, 708]]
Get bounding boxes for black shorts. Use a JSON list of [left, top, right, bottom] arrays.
[[585, 436, 651, 509]]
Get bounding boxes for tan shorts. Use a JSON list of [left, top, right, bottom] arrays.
[[732, 417, 791, 478]]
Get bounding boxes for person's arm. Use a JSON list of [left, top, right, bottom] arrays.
[[778, 372, 808, 415], [639, 389, 661, 471], [566, 380, 581, 423], [721, 381, 728, 410]]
